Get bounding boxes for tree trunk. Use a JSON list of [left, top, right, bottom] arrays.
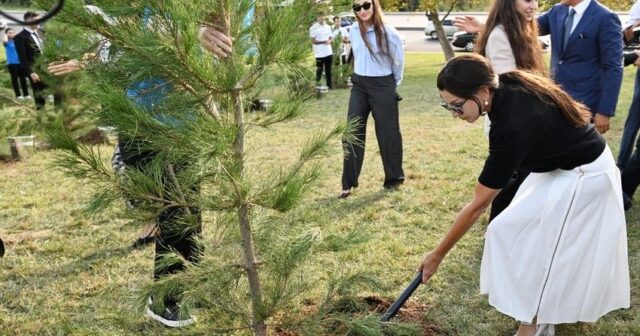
[[231, 89, 267, 336], [428, 11, 456, 61]]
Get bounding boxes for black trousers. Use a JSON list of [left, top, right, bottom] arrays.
[[489, 170, 529, 221], [342, 74, 404, 190], [28, 77, 47, 109], [7, 64, 29, 98], [118, 139, 202, 286], [315, 55, 333, 89], [28, 77, 62, 110], [622, 135, 640, 201]]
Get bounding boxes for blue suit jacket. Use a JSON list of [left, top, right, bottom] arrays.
[[538, 1, 623, 116]]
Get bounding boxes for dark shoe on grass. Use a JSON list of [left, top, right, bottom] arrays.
[[0, 237, 4, 257], [383, 180, 404, 190], [338, 189, 351, 199]]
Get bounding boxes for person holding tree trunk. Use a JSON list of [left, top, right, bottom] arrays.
[[473, 0, 546, 221], [420, 54, 629, 336], [47, 7, 234, 328], [339, 0, 405, 198]]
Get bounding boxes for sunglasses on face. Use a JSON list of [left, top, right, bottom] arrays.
[[440, 98, 467, 114], [352, 2, 373, 12]]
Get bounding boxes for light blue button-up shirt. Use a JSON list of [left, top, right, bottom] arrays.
[[349, 22, 404, 87]]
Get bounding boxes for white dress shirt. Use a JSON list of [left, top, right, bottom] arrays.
[[309, 22, 333, 58], [568, 0, 592, 34], [349, 22, 404, 87], [624, 0, 640, 30]]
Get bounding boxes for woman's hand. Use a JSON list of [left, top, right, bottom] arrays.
[[418, 251, 445, 283], [198, 26, 233, 58], [453, 16, 483, 33]]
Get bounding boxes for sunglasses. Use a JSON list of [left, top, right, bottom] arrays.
[[352, 2, 373, 12], [440, 98, 467, 114]]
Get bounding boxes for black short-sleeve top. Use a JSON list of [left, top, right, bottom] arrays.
[[478, 76, 606, 189]]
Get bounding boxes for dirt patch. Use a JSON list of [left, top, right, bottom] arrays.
[[2, 229, 53, 244], [364, 295, 444, 335], [274, 296, 446, 336]]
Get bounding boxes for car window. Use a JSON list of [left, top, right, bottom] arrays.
[[443, 20, 452, 26]]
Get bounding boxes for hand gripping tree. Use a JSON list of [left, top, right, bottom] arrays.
[[38, 0, 375, 334]]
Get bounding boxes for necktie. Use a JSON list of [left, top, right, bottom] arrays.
[[30, 32, 42, 51], [562, 8, 576, 53]]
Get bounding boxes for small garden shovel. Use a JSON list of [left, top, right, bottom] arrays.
[[380, 271, 423, 322]]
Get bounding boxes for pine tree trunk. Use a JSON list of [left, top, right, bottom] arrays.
[[231, 89, 268, 336]]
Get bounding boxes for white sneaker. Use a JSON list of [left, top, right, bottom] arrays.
[[24, 95, 33, 99], [47, 94, 54, 102], [146, 297, 195, 328], [17, 96, 25, 100]]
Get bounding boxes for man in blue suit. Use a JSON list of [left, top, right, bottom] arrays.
[[455, 0, 623, 134], [538, 0, 623, 134]]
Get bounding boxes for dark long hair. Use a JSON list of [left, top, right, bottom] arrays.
[[437, 55, 589, 127], [354, 0, 391, 62], [475, 0, 546, 75]]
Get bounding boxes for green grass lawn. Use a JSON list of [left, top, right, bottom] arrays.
[[0, 52, 638, 335]]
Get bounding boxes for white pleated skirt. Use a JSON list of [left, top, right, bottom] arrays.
[[479, 146, 630, 324]]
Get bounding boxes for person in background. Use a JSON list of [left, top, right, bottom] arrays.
[[309, 13, 333, 89], [339, 0, 405, 198], [3, 28, 30, 100], [455, 0, 623, 135], [620, 53, 640, 210], [421, 54, 629, 336], [13, 12, 56, 109], [333, 15, 351, 65]]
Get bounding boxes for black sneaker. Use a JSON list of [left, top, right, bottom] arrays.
[[0, 237, 4, 257], [146, 298, 195, 328]]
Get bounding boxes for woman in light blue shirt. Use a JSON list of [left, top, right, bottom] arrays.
[[339, 0, 405, 198], [3, 28, 30, 99]]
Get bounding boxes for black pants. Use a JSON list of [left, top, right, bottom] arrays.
[[342, 74, 404, 189], [622, 135, 640, 202], [118, 139, 202, 284], [315, 55, 333, 89], [489, 170, 529, 221], [28, 77, 62, 110], [7, 64, 29, 98]]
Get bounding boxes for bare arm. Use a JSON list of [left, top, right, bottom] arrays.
[[418, 183, 500, 283]]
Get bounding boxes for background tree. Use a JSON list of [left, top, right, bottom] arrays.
[[421, 0, 458, 60], [39, 0, 420, 334]]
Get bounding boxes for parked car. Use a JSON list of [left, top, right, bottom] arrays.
[[451, 31, 550, 53], [337, 12, 356, 27], [451, 31, 477, 52], [425, 19, 461, 40]]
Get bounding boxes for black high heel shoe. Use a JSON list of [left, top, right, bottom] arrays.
[[338, 190, 351, 199]]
